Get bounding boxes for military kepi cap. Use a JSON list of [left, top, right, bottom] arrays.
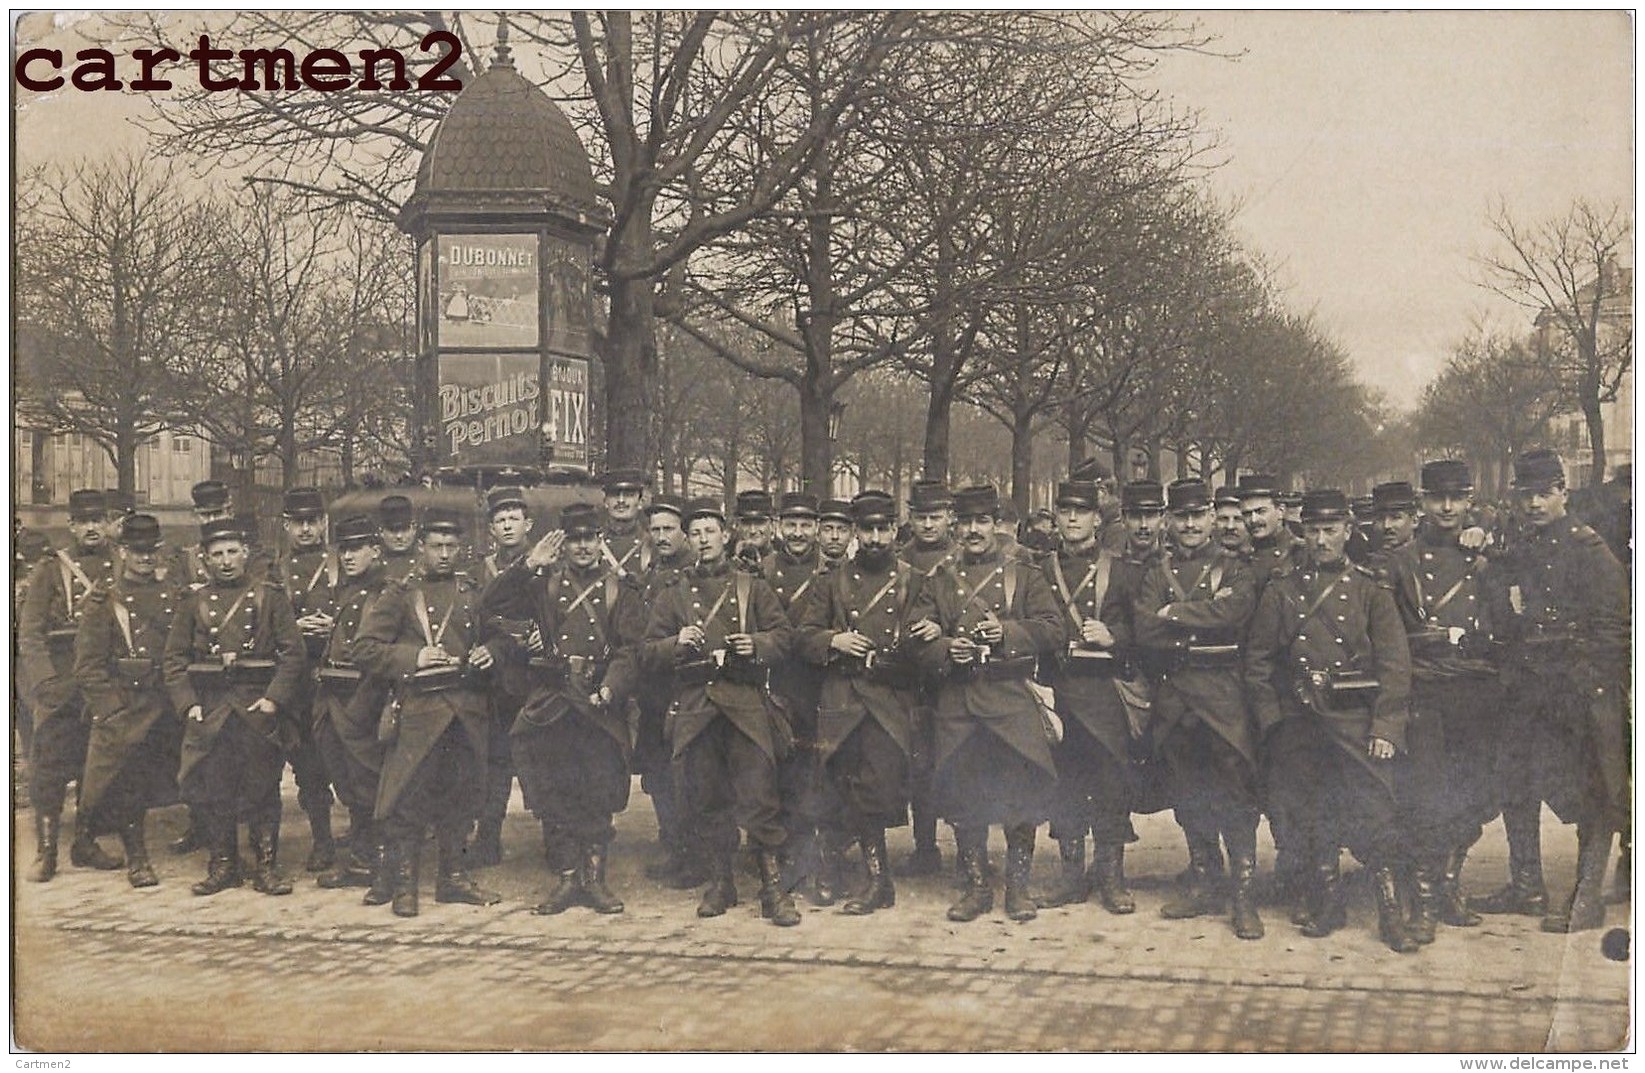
[[191, 480, 230, 512], [778, 492, 819, 519], [559, 502, 601, 537], [850, 491, 897, 526], [105, 490, 136, 516], [334, 514, 380, 548], [1420, 459, 1474, 495], [1234, 473, 1280, 501], [1213, 485, 1242, 508], [200, 516, 249, 548], [686, 496, 727, 524], [1166, 479, 1211, 513], [68, 488, 107, 521], [419, 506, 465, 536], [907, 479, 953, 512], [818, 499, 854, 523], [952, 484, 1000, 519], [1054, 480, 1100, 510], [1301, 489, 1351, 524], [1513, 448, 1565, 491], [734, 490, 773, 521], [601, 468, 648, 493], [1370, 481, 1419, 515], [282, 486, 325, 519], [486, 485, 528, 517], [378, 494, 414, 529], [1070, 456, 1112, 483], [645, 494, 686, 521], [117, 514, 163, 551], [1121, 480, 1165, 513]]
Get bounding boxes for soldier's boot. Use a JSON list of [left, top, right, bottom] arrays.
[[1003, 824, 1038, 922], [1408, 863, 1440, 945], [534, 868, 583, 915], [362, 842, 395, 907], [1037, 838, 1090, 909], [169, 806, 203, 855], [434, 832, 501, 906], [757, 850, 802, 927], [896, 807, 943, 877], [946, 843, 994, 923], [842, 828, 895, 915], [248, 823, 294, 895], [696, 851, 739, 918], [69, 816, 123, 871], [317, 818, 376, 889], [120, 819, 158, 888], [1374, 866, 1420, 954], [1230, 853, 1264, 940], [1438, 845, 1481, 927], [811, 834, 849, 908], [1474, 803, 1547, 915], [1264, 846, 1308, 908], [1161, 837, 1225, 919], [303, 802, 336, 873], [581, 841, 624, 915], [27, 811, 61, 883], [1091, 843, 1136, 915], [391, 840, 420, 918], [1609, 831, 1630, 906], [1300, 853, 1346, 938], [1543, 825, 1612, 934], [466, 816, 504, 870], [191, 823, 243, 897]]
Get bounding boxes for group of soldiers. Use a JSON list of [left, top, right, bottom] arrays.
[[16, 448, 1630, 951]]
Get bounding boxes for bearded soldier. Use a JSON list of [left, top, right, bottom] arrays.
[[641, 497, 799, 926], [73, 514, 182, 889], [1244, 490, 1417, 953], [483, 502, 645, 915], [907, 483, 1066, 924], [796, 491, 919, 915], [1480, 449, 1628, 934], [352, 507, 504, 917], [1134, 479, 1263, 941], [163, 517, 307, 896], [309, 515, 394, 897], [20, 489, 121, 881]]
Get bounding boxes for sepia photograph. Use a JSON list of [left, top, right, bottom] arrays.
[[8, 9, 1635, 1057]]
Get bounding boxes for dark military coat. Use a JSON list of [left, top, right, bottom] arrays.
[[763, 547, 829, 722], [478, 542, 534, 701], [379, 549, 419, 585], [74, 574, 182, 814], [1244, 527, 1306, 598], [1041, 543, 1134, 764], [19, 545, 116, 718], [640, 558, 792, 762], [278, 544, 339, 663], [312, 564, 393, 771], [352, 572, 497, 817], [907, 547, 1067, 778], [796, 555, 919, 760], [1384, 523, 1497, 682], [602, 523, 650, 578]]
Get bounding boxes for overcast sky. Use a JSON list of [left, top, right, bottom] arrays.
[[13, 11, 1635, 412]]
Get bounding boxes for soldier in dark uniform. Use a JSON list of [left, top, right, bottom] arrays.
[[1382, 460, 1502, 942], [1477, 450, 1629, 934], [20, 488, 122, 881], [1134, 479, 1263, 940], [599, 469, 651, 578], [1244, 489, 1418, 953], [907, 484, 1066, 924], [816, 499, 855, 569], [897, 479, 958, 877], [309, 515, 394, 896], [732, 489, 775, 571], [1037, 480, 1140, 915], [163, 517, 308, 896], [641, 497, 800, 926], [1112, 480, 1173, 826], [633, 495, 701, 887], [377, 494, 420, 585], [1213, 485, 1251, 558], [274, 487, 340, 872], [482, 502, 645, 915], [467, 484, 535, 867], [795, 491, 918, 915], [1277, 491, 1305, 538], [73, 514, 181, 888], [1070, 456, 1127, 554], [1362, 481, 1419, 569], [352, 507, 504, 917], [13, 524, 53, 788]]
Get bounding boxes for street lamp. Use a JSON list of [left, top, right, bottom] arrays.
[[829, 400, 847, 443]]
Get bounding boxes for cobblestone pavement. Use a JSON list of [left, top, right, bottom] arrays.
[[12, 779, 1633, 1053]]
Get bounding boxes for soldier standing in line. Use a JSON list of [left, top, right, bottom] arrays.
[[1277, 491, 1305, 538], [20, 489, 122, 881], [309, 515, 395, 897], [907, 483, 1066, 924], [816, 499, 855, 569], [467, 484, 536, 867], [641, 497, 800, 926], [1070, 457, 1128, 555], [274, 487, 341, 873], [72, 514, 181, 889], [1036, 479, 1140, 915], [896, 479, 959, 878], [1382, 460, 1501, 942], [1476, 450, 1629, 934], [1134, 479, 1264, 940], [377, 494, 421, 585], [1243, 489, 1418, 953], [1213, 485, 1251, 558], [795, 491, 918, 915], [1112, 480, 1174, 831], [163, 517, 308, 896], [633, 495, 702, 888], [731, 489, 776, 570], [1363, 481, 1420, 568], [352, 507, 504, 917], [482, 502, 645, 915], [599, 469, 652, 578]]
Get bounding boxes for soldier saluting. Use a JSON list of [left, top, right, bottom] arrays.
[[162, 516, 307, 896], [73, 514, 182, 889]]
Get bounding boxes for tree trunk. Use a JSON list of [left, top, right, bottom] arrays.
[[923, 377, 953, 482], [1583, 397, 1608, 485], [1010, 411, 1034, 517], [798, 376, 833, 498], [722, 379, 743, 507], [604, 272, 660, 472]]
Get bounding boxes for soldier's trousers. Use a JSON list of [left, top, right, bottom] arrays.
[[1160, 717, 1259, 855], [936, 725, 1053, 832], [1267, 715, 1401, 869], [777, 699, 845, 849], [679, 715, 785, 855], [83, 712, 180, 835], [481, 698, 521, 822], [1048, 716, 1137, 847], [29, 699, 89, 817], [313, 687, 382, 834], [907, 702, 940, 841], [513, 715, 629, 847], [179, 711, 284, 828], [286, 681, 334, 817], [825, 718, 908, 833], [1400, 676, 1502, 862], [381, 720, 483, 847], [1496, 666, 1627, 834], [634, 696, 684, 849]]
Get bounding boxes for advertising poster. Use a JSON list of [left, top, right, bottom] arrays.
[[436, 233, 539, 348], [437, 351, 542, 465]]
